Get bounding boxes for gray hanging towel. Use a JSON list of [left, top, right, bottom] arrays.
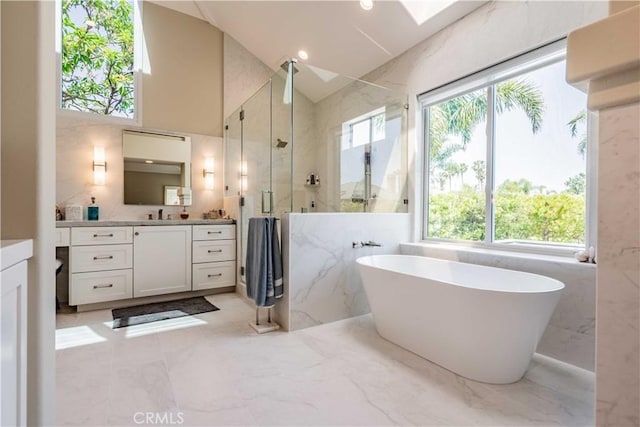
[[246, 217, 283, 307]]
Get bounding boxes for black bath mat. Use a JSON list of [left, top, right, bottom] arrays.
[[111, 296, 219, 329]]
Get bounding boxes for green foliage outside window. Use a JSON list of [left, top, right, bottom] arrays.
[[61, 0, 134, 117], [429, 182, 585, 244]]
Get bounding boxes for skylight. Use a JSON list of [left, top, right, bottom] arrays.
[[399, 0, 457, 26]]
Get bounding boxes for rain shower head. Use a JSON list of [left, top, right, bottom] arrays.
[[280, 60, 299, 74], [276, 138, 288, 148]]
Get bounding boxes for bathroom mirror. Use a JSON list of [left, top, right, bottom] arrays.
[[123, 130, 192, 206]]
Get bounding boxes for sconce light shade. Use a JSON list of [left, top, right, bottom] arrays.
[[93, 146, 107, 186], [240, 161, 248, 192], [203, 157, 215, 190]]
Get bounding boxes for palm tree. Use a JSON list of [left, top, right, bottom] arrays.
[[567, 110, 587, 157], [472, 160, 485, 190], [458, 163, 468, 186], [429, 78, 545, 168]]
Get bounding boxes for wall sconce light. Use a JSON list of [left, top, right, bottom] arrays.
[[240, 161, 248, 192], [203, 157, 215, 190], [93, 146, 106, 185]]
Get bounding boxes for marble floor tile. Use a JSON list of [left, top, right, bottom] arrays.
[[56, 292, 594, 427]]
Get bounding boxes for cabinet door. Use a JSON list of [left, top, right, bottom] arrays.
[[1, 261, 27, 427], [133, 226, 192, 298]]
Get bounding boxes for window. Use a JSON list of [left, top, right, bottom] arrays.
[[58, 0, 141, 120], [421, 40, 590, 251], [340, 109, 386, 212]]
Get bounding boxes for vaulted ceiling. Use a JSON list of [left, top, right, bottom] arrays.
[[151, 1, 487, 80]]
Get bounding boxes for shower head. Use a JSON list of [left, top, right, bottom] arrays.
[[280, 60, 299, 74], [276, 138, 288, 148]]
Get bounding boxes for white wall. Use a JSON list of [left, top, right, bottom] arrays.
[[1, 2, 56, 425]]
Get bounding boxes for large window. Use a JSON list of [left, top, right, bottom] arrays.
[[59, 0, 140, 119], [422, 41, 590, 251]]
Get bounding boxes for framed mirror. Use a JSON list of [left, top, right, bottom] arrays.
[[123, 130, 192, 206]]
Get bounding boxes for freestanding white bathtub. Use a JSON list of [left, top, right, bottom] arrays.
[[356, 255, 564, 384]]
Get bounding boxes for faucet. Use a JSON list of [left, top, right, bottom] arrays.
[[158, 209, 163, 220], [352, 241, 383, 248]]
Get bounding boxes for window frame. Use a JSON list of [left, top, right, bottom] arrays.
[[419, 38, 596, 256], [55, 0, 143, 125]]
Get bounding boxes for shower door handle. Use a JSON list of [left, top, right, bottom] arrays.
[[261, 190, 274, 214]]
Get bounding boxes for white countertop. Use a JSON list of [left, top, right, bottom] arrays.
[[56, 219, 235, 227], [1, 239, 33, 271]]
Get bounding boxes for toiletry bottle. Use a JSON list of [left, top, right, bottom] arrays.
[[88, 196, 99, 221]]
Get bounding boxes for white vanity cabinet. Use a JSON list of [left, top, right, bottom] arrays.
[[69, 227, 133, 305], [133, 225, 192, 297], [59, 221, 236, 308], [192, 225, 236, 290]]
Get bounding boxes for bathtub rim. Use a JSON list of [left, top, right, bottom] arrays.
[[356, 254, 565, 294]]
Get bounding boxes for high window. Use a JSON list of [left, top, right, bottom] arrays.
[[340, 108, 386, 212], [58, 0, 141, 120], [421, 40, 591, 252]]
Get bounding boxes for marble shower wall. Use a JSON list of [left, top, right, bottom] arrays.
[[401, 243, 596, 371], [277, 213, 411, 331], [56, 114, 225, 220]]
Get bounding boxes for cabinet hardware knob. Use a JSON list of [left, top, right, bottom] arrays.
[[208, 249, 223, 253], [207, 273, 223, 278], [93, 255, 114, 260], [134, 232, 139, 236], [93, 283, 114, 289], [93, 233, 114, 238]]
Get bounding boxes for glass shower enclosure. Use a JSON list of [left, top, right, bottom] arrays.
[[225, 60, 408, 284]]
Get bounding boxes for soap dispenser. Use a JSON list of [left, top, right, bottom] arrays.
[[87, 196, 99, 221]]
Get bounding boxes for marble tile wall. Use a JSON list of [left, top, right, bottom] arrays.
[[222, 34, 273, 121], [401, 243, 596, 371], [277, 213, 411, 331], [596, 103, 639, 426], [56, 114, 225, 221]]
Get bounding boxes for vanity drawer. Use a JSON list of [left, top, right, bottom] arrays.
[[192, 261, 235, 290], [71, 244, 133, 273], [70, 269, 133, 305], [192, 240, 236, 263], [55, 228, 70, 247], [71, 227, 133, 246], [192, 225, 235, 241]]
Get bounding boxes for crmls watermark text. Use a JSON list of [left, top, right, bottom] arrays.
[[133, 412, 184, 425]]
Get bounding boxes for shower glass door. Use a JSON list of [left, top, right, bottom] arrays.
[[238, 80, 272, 284], [233, 64, 294, 284]]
